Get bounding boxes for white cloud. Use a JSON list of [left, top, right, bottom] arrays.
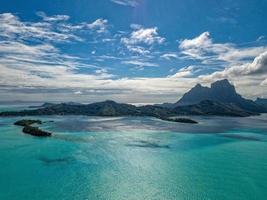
[[161, 53, 178, 60], [257, 35, 265, 41], [0, 13, 114, 94], [102, 38, 115, 42], [261, 79, 267, 86], [85, 19, 108, 33], [121, 26, 165, 55], [177, 32, 267, 99], [0, 12, 194, 103], [122, 60, 159, 70], [0, 43, 197, 103], [126, 46, 150, 54], [0, 12, 110, 44], [74, 91, 83, 95], [0, 41, 57, 56], [179, 32, 232, 60], [1, 42, 266, 102], [95, 69, 108, 74], [95, 68, 114, 78], [0, 13, 83, 42], [111, 0, 139, 7], [130, 23, 143, 30], [197, 51, 267, 99], [202, 51, 267, 79], [180, 32, 212, 50], [36, 11, 70, 21], [0, 13, 267, 103], [56, 19, 109, 35], [122, 27, 165, 46], [168, 66, 195, 78], [179, 31, 267, 64]]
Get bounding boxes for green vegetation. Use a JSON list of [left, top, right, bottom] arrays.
[[160, 117, 198, 124], [14, 119, 51, 137], [14, 119, 42, 126], [22, 126, 52, 137]]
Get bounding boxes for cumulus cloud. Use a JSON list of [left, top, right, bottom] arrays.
[[179, 32, 232, 60], [85, 19, 108, 33], [121, 26, 165, 55], [180, 32, 212, 50], [0, 12, 267, 103], [202, 51, 267, 79], [168, 66, 196, 78], [122, 27, 165, 46], [229, 51, 267, 75], [261, 79, 267, 86], [196, 51, 267, 99], [0, 12, 115, 98], [0, 13, 192, 103], [179, 31, 267, 64], [177, 33, 267, 98]]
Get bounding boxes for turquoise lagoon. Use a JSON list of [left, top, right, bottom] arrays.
[[0, 105, 267, 200]]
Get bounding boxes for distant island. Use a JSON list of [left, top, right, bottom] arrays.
[[1, 79, 267, 120], [14, 119, 52, 137], [158, 117, 198, 124]]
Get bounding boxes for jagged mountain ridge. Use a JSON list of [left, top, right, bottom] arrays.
[[171, 79, 265, 113], [0, 100, 174, 118], [0, 79, 266, 118], [0, 100, 257, 118], [173, 100, 255, 117], [255, 98, 267, 108]]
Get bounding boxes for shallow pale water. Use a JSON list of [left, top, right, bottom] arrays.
[[0, 107, 267, 199]]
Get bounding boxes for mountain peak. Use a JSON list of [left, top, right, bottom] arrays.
[[211, 79, 233, 89], [174, 79, 264, 112], [210, 79, 237, 97], [177, 79, 237, 106], [103, 100, 117, 104], [214, 79, 230, 84], [195, 83, 202, 88]]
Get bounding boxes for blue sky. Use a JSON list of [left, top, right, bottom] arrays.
[[0, 0, 267, 103]]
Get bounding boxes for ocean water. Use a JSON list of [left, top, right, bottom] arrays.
[[0, 105, 267, 200]]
